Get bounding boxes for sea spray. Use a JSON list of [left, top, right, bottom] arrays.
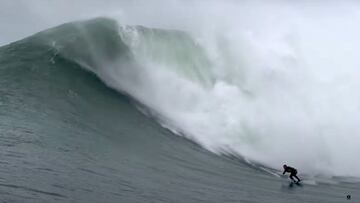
[[104, 4, 360, 177]]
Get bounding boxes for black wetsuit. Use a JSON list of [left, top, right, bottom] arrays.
[[283, 166, 301, 182]]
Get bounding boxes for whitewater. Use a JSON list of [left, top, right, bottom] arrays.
[[1, 0, 360, 202], [114, 2, 360, 178], [33, 0, 360, 177]]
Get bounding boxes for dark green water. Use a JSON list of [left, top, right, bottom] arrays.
[[0, 18, 358, 202]]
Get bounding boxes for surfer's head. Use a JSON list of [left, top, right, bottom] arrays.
[[283, 164, 287, 169]]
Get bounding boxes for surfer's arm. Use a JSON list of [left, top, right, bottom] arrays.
[[282, 170, 286, 175]]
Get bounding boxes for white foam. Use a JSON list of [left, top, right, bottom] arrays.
[[103, 1, 360, 178]]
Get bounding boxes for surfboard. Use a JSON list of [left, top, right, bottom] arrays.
[[289, 181, 302, 187]]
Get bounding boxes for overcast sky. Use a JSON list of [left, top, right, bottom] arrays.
[[1, 0, 358, 46], [0, 0, 200, 45], [0, 0, 134, 45]]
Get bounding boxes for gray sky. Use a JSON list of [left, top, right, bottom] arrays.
[[1, 0, 358, 46], [0, 0, 132, 45], [0, 0, 293, 45], [0, 0, 198, 45]]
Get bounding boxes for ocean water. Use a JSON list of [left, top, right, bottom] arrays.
[[1, 1, 360, 202]]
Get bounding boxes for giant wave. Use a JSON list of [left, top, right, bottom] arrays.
[[1, 15, 360, 202], [23, 16, 360, 178]]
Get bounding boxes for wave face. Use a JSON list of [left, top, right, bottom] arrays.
[[26, 12, 360, 178]]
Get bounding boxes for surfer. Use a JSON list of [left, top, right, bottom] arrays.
[[282, 164, 301, 183]]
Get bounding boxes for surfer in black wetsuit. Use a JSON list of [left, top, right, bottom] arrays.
[[282, 164, 301, 183]]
